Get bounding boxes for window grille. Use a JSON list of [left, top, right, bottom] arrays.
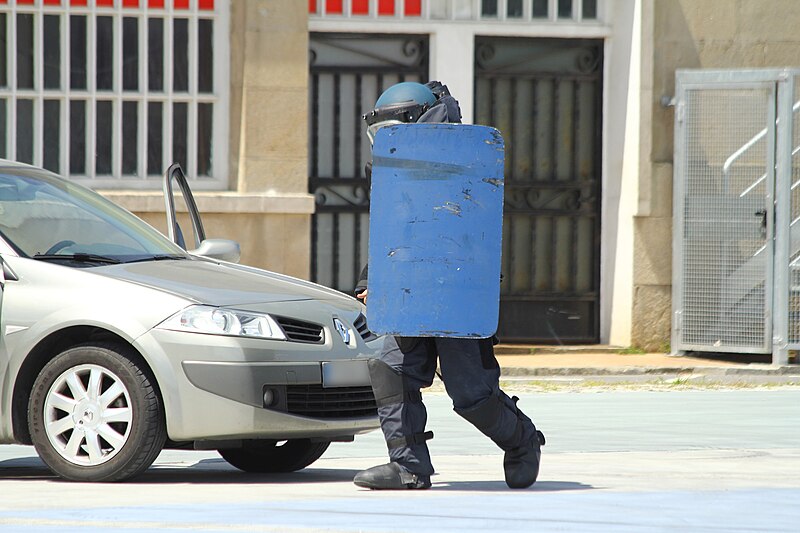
[[0, 0, 228, 190], [308, 0, 600, 22]]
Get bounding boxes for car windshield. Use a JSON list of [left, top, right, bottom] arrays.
[[0, 166, 188, 264]]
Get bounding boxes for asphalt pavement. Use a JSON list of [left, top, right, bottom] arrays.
[[1, 389, 798, 532], [1, 348, 799, 532]]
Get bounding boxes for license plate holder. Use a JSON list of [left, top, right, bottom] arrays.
[[321, 360, 371, 388]]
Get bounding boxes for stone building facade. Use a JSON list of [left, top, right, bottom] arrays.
[[4, 0, 800, 350]]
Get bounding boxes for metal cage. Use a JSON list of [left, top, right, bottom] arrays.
[[672, 68, 800, 365]]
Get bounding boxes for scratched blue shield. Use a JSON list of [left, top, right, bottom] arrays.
[[367, 123, 504, 338]]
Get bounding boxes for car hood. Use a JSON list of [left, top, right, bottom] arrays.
[[96, 258, 356, 307]]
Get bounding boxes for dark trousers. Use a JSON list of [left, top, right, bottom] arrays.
[[376, 335, 538, 476]]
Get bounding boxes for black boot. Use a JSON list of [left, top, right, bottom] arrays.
[[455, 394, 545, 489], [504, 430, 546, 489], [353, 462, 432, 490]]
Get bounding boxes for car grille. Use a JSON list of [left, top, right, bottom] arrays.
[[286, 385, 377, 419], [353, 313, 378, 342], [275, 316, 324, 344]]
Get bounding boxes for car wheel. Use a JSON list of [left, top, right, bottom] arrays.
[[28, 343, 166, 482], [219, 439, 331, 473]]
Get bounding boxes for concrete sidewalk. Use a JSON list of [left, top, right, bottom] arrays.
[[493, 345, 800, 379]]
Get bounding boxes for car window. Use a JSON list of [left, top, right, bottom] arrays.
[[0, 167, 188, 263]]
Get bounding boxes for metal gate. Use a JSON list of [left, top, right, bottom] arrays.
[[474, 37, 603, 343], [672, 69, 800, 364], [308, 33, 428, 293]]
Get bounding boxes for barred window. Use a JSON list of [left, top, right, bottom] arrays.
[[0, 0, 228, 189]]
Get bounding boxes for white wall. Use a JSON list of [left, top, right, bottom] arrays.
[[602, 0, 638, 346]]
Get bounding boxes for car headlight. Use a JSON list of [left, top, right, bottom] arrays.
[[158, 305, 287, 340]]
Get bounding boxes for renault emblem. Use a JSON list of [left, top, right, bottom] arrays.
[[333, 318, 351, 344]]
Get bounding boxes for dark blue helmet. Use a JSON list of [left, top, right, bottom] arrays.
[[374, 81, 436, 108], [363, 82, 437, 144]]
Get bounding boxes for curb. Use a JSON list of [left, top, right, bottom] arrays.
[[495, 345, 625, 356], [499, 365, 800, 377]]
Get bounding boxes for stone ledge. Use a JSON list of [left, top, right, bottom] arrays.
[[99, 191, 316, 215]]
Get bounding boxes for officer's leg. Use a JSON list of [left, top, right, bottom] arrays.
[[354, 336, 436, 490], [436, 337, 546, 489]]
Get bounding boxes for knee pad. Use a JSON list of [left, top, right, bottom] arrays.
[[367, 359, 404, 407]]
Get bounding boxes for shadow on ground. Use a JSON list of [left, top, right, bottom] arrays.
[[427, 479, 593, 492], [684, 351, 778, 365], [0, 457, 593, 493], [0, 456, 360, 485]]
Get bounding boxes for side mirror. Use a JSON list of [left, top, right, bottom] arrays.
[[192, 239, 241, 263], [163, 164, 242, 264]]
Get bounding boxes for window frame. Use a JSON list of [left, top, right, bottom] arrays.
[[0, 0, 229, 191]]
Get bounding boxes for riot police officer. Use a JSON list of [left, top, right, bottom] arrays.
[[354, 81, 545, 490]]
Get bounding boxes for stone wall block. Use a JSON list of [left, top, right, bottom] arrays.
[[649, 163, 674, 218], [670, 0, 738, 42], [697, 41, 766, 68], [283, 215, 312, 278], [244, 0, 307, 34], [651, 100, 676, 163], [240, 156, 308, 194], [243, 89, 308, 157], [738, 0, 800, 41], [245, 30, 308, 88], [633, 216, 672, 286], [763, 42, 800, 67], [631, 284, 672, 351]]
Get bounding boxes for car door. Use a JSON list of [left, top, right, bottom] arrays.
[[0, 257, 13, 429], [0, 257, 5, 386], [163, 163, 241, 262]]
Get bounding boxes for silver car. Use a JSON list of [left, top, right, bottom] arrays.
[[0, 160, 381, 481]]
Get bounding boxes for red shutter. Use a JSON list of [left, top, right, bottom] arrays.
[[378, 0, 394, 16], [405, 0, 421, 16], [325, 0, 343, 14]]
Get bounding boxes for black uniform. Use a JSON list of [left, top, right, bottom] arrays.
[[354, 84, 545, 490]]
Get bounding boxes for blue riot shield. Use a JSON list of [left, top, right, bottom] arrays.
[[367, 123, 504, 338]]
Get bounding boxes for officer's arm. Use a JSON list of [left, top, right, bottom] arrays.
[[355, 263, 369, 302]]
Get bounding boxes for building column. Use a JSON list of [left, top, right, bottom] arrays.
[[430, 26, 475, 124], [605, 0, 639, 347]]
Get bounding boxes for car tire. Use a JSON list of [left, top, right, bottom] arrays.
[[28, 343, 166, 482], [219, 439, 331, 473]]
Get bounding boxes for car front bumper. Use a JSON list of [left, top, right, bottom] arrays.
[[135, 327, 382, 442]]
